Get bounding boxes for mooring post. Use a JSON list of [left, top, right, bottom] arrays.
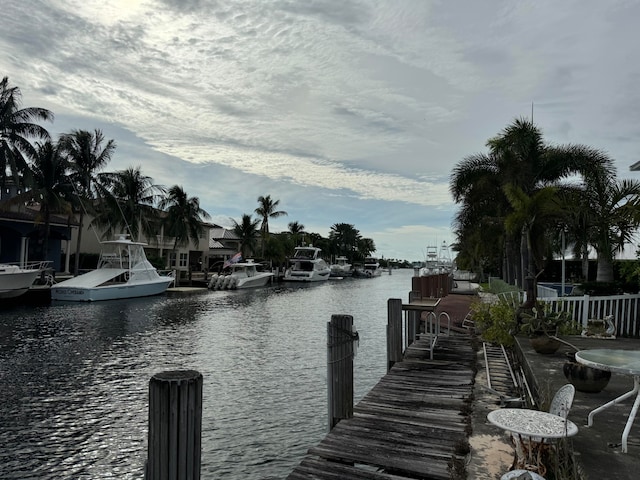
[[386, 298, 403, 371], [327, 314, 357, 430], [407, 291, 421, 345], [146, 370, 203, 480]]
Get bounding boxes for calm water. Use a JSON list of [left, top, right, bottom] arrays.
[[0, 269, 414, 479]]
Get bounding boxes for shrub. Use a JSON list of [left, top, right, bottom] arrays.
[[470, 299, 518, 346]]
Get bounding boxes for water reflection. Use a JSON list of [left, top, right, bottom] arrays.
[[0, 270, 412, 479]]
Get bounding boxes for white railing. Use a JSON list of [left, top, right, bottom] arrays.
[[495, 290, 640, 337], [542, 294, 640, 337]]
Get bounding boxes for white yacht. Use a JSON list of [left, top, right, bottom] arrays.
[[361, 256, 382, 277], [329, 256, 353, 277], [51, 235, 174, 302], [0, 261, 51, 299], [284, 245, 330, 282], [208, 260, 274, 290]]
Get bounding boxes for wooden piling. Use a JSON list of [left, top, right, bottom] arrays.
[[146, 370, 203, 480], [386, 298, 403, 371], [327, 315, 356, 430]]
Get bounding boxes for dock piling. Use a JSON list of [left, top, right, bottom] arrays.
[[146, 370, 203, 480], [327, 314, 357, 430]]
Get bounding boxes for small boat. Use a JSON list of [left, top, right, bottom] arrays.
[[0, 261, 51, 299], [51, 235, 174, 302], [330, 256, 353, 277], [284, 245, 330, 282], [208, 260, 274, 290]]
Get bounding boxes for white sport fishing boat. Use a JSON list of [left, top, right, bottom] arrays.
[[284, 245, 330, 282], [0, 261, 51, 299], [208, 260, 274, 290], [51, 235, 174, 302], [329, 256, 353, 277]]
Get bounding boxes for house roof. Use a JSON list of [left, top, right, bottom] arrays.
[[210, 226, 240, 240]]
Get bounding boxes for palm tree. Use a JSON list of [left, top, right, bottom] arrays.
[[159, 185, 211, 266], [20, 141, 72, 261], [451, 118, 615, 286], [503, 185, 564, 297], [357, 238, 376, 258], [59, 129, 116, 275], [231, 214, 261, 258], [329, 223, 361, 260], [255, 195, 287, 256], [93, 166, 165, 241], [0, 77, 53, 188], [287, 220, 305, 246], [582, 175, 640, 282]]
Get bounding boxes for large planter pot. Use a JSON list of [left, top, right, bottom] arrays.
[[529, 335, 561, 354], [563, 353, 612, 393]]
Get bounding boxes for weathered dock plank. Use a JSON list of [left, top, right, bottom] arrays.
[[287, 334, 476, 480]]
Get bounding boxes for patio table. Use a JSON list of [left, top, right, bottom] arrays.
[[575, 348, 640, 453], [487, 408, 578, 475]]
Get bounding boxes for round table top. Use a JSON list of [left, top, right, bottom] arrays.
[[487, 408, 578, 438], [575, 349, 640, 376]]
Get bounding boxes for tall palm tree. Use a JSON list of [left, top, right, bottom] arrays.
[[0, 77, 53, 188], [59, 129, 116, 275], [451, 118, 615, 286], [93, 166, 165, 242], [19, 141, 72, 260], [231, 214, 261, 258], [159, 185, 211, 266], [255, 195, 287, 256]]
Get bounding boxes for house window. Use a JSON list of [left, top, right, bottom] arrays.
[[169, 252, 176, 267], [179, 253, 188, 268]]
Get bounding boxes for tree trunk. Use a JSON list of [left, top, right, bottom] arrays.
[[596, 254, 615, 283], [74, 211, 84, 276]]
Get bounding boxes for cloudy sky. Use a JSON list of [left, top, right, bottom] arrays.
[[2, 1, 640, 261]]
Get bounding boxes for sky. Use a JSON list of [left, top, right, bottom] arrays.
[[2, 1, 640, 262]]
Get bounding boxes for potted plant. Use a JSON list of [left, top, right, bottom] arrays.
[[519, 305, 571, 354]]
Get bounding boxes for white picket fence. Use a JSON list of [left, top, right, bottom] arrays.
[[497, 290, 640, 337]]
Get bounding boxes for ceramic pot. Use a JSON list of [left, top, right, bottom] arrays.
[[563, 353, 612, 393], [529, 335, 561, 354]]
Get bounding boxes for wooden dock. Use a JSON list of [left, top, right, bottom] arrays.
[[288, 334, 477, 480]]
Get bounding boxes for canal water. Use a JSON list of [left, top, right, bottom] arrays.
[[0, 269, 415, 479]]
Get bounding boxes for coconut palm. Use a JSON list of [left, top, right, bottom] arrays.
[[231, 214, 261, 258], [255, 195, 287, 255], [159, 185, 211, 266], [0, 77, 53, 188], [59, 129, 116, 275], [93, 166, 165, 242]]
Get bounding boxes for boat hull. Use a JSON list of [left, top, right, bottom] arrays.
[[51, 278, 174, 302], [284, 270, 330, 282], [0, 263, 47, 299]]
